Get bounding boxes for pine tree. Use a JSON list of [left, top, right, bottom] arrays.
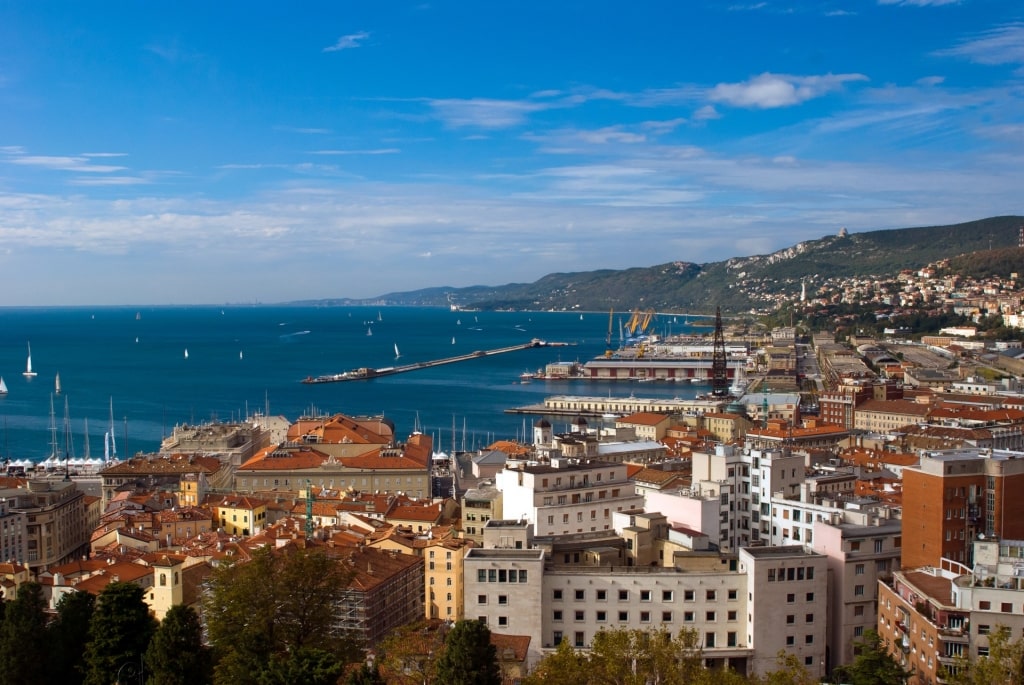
[[0, 582, 49, 685], [82, 581, 158, 685], [144, 604, 211, 685], [434, 620, 501, 685], [46, 590, 96, 685]]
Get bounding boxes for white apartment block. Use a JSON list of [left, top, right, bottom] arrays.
[[810, 516, 903, 669], [465, 545, 828, 679], [495, 459, 644, 537], [740, 546, 828, 679]]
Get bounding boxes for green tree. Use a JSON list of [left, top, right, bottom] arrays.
[[589, 627, 715, 685], [203, 545, 357, 685], [831, 629, 910, 685], [521, 638, 589, 685], [944, 625, 1024, 685], [756, 651, 818, 685], [144, 604, 212, 685], [0, 582, 49, 685], [375, 621, 446, 685], [46, 590, 96, 685], [82, 581, 158, 685], [255, 647, 344, 685], [434, 619, 501, 685]]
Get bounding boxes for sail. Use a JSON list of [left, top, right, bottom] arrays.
[[23, 342, 37, 377], [0, 377, 7, 394], [55, 372, 61, 395], [394, 343, 401, 359]]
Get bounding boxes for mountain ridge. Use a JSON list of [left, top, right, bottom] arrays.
[[287, 216, 1024, 313]]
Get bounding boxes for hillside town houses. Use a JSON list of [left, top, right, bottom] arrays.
[[8, 283, 1024, 684]]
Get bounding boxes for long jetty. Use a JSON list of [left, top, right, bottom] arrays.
[[301, 339, 571, 384]]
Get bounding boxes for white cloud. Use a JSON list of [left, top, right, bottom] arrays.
[[323, 31, 370, 52], [693, 105, 721, 121], [935, 23, 1024, 66], [915, 75, 945, 86], [577, 127, 647, 144], [426, 97, 551, 129], [709, 72, 868, 108], [69, 176, 150, 186], [878, 0, 960, 6], [5, 154, 126, 173], [308, 148, 400, 156]]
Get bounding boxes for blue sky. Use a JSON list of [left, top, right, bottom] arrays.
[[1, 1, 1022, 305]]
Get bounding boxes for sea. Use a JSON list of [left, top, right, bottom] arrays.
[[0, 306, 706, 463]]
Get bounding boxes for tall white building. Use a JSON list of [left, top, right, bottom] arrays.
[[495, 459, 644, 537]]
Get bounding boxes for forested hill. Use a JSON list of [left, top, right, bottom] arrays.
[[291, 215, 1024, 314]]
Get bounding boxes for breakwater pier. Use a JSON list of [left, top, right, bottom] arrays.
[[302, 339, 570, 384]]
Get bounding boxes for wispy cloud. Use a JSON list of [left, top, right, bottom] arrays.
[[709, 72, 868, 108], [935, 23, 1024, 67], [69, 176, 150, 186], [5, 153, 126, 173], [915, 75, 945, 86], [276, 126, 333, 135], [307, 148, 400, 155], [879, 0, 960, 6], [426, 97, 552, 129], [323, 31, 370, 53]]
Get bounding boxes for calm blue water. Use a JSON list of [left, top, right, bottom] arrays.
[[0, 306, 703, 461]]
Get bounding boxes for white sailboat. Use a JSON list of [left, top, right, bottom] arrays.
[[55, 372, 61, 395], [452, 336, 456, 345], [239, 351, 244, 360], [23, 342, 37, 378], [184, 348, 189, 359], [367, 326, 373, 336], [394, 343, 401, 360], [0, 377, 7, 396]]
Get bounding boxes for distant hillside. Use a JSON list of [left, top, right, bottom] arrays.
[[289, 216, 1024, 313]]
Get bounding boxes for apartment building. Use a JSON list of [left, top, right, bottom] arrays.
[[1, 480, 89, 573], [901, 448, 1024, 568], [495, 459, 644, 537], [465, 545, 827, 678]]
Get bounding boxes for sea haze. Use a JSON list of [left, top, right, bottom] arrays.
[[0, 306, 704, 461]]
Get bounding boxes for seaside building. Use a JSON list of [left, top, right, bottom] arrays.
[[99, 455, 223, 508], [159, 419, 273, 466]]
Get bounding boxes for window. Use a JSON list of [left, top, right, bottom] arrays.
[[786, 615, 795, 625], [596, 589, 607, 601], [728, 589, 737, 600], [806, 614, 814, 623], [619, 611, 628, 622], [641, 590, 652, 602], [684, 590, 695, 601], [498, 616, 508, 627], [705, 632, 715, 648], [575, 631, 585, 648], [498, 595, 508, 605], [804, 657, 814, 666], [597, 611, 607, 622], [850, 541, 861, 551], [684, 611, 695, 622], [787, 593, 795, 603], [727, 610, 737, 621], [706, 611, 716, 622], [575, 611, 585, 621], [1002, 603, 1013, 613], [855, 563, 865, 575], [706, 590, 717, 601], [553, 630, 563, 645], [575, 589, 585, 600], [978, 624, 991, 635], [806, 592, 814, 602], [854, 585, 865, 597], [727, 631, 737, 647], [477, 594, 487, 604], [553, 590, 563, 600], [805, 634, 814, 644], [619, 590, 629, 601], [553, 610, 563, 621], [519, 570, 528, 582], [662, 590, 673, 601], [979, 601, 991, 610], [640, 611, 651, 623], [853, 626, 864, 637], [662, 611, 672, 622], [874, 539, 884, 553], [854, 605, 864, 617], [786, 635, 795, 646]]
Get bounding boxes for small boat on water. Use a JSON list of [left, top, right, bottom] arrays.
[[55, 372, 61, 395], [0, 377, 7, 396], [367, 326, 373, 336], [184, 348, 189, 360], [23, 342, 37, 378], [452, 337, 456, 345], [394, 343, 401, 360]]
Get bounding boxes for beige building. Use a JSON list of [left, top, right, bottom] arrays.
[[1, 480, 89, 573], [615, 412, 672, 441]]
